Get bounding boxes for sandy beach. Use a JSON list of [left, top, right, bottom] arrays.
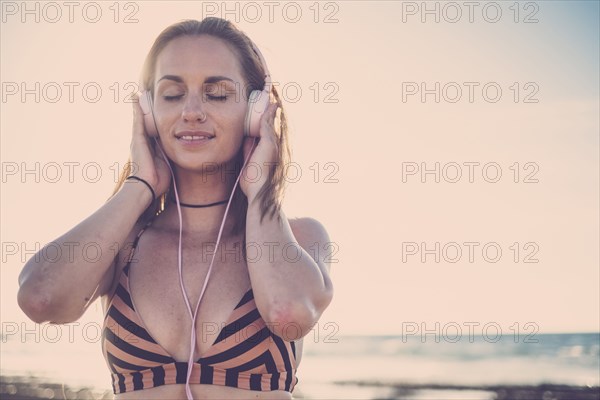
[[0, 375, 111, 400], [2, 375, 599, 400], [334, 380, 600, 400]]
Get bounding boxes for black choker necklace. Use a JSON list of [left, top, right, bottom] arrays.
[[170, 197, 229, 208]]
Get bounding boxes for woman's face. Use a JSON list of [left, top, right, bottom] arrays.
[[152, 35, 248, 171]]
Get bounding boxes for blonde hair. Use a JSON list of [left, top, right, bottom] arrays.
[[111, 18, 291, 235]]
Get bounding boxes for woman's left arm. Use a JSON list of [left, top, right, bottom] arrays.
[[241, 102, 334, 341], [245, 203, 334, 341]]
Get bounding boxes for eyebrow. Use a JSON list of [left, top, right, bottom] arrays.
[[157, 75, 235, 85]]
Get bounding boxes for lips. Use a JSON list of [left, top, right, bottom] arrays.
[[175, 131, 215, 142], [179, 135, 211, 141]]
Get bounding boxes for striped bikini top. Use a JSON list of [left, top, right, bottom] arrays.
[[101, 220, 298, 394]]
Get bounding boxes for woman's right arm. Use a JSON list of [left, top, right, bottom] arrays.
[[17, 182, 152, 324], [17, 96, 170, 324]]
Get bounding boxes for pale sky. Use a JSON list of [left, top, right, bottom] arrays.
[[1, 0, 598, 343]]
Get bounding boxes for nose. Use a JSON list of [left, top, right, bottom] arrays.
[[181, 93, 207, 123]]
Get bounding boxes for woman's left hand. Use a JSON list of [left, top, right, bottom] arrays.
[[240, 101, 280, 204]]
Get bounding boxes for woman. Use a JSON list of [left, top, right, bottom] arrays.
[[17, 17, 334, 399]]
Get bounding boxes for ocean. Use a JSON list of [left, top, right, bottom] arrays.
[[297, 332, 600, 398], [1, 328, 599, 399]]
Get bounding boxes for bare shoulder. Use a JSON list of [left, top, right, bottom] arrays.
[[288, 216, 333, 272], [287, 216, 335, 319], [288, 216, 330, 243]]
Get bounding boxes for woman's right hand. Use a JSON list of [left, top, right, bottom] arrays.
[[130, 93, 172, 198]]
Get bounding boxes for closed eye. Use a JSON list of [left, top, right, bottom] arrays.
[[163, 94, 227, 102], [164, 95, 183, 101], [206, 94, 227, 102]]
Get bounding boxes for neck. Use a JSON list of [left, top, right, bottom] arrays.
[[171, 198, 229, 208], [155, 164, 243, 237]]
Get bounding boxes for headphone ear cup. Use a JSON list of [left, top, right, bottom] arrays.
[[244, 89, 270, 137], [139, 91, 159, 138]]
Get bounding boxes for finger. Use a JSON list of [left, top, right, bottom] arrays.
[[131, 94, 148, 143], [260, 102, 277, 124], [259, 103, 279, 140], [273, 104, 282, 138], [269, 102, 278, 120], [243, 136, 258, 161]]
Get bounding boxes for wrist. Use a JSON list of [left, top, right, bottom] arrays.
[[246, 191, 263, 210], [246, 193, 285, 225], [123, 177, 155, 209]]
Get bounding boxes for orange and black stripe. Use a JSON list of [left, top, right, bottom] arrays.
[[101, 222, 298, 394]]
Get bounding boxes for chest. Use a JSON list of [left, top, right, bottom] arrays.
[[125, 230, 252, 360]]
